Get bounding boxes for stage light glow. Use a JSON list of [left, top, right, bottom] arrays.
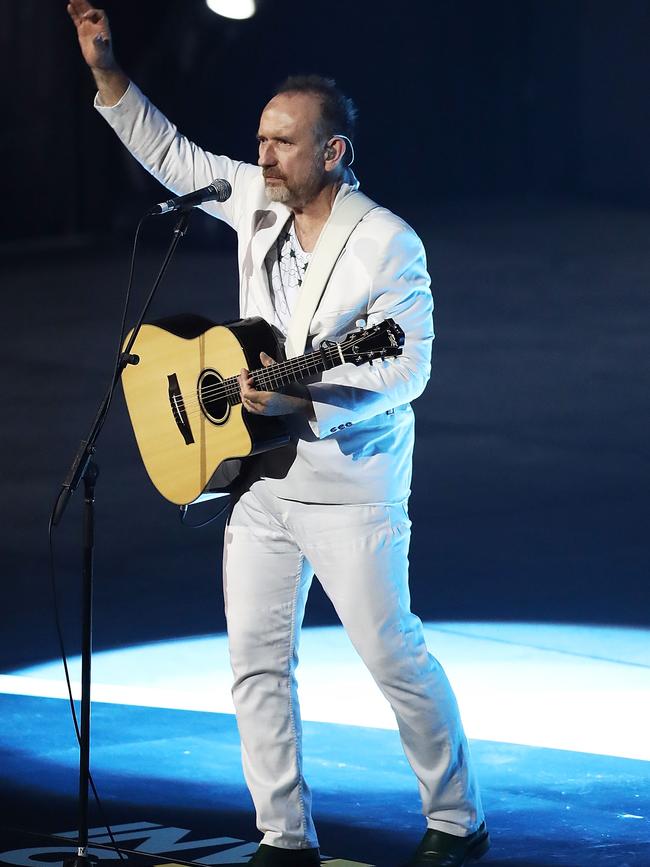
[[2, 623, 649, 761], [206, 0, 256, 20]]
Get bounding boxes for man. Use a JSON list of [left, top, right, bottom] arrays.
[[67, 2, 488, 865]]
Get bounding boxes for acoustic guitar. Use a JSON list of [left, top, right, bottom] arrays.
[[121, 314, 404, 505]]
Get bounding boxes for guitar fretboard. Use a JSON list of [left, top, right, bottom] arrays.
[[225, 343, 346, 405]]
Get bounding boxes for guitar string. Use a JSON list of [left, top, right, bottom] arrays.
[[172, 344, 348, 419], [172, 334, 392, 420], [176, 349, 332, 408], [168, 332, 386, 418], [181, 333, 395, 416]]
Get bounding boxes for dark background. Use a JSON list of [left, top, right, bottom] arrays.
[[4, 0, 650, 241], [1, 0, 649, 670]]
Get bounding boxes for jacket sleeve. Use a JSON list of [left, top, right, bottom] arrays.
[[306, 223, 434, 438], [94, 81, 257, 229]]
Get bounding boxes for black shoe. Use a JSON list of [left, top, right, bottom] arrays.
[[401, 821, 490, 866], [248, 843, 321, 865]]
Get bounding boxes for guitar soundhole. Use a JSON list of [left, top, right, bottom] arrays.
[[198, 369, 230, 425]]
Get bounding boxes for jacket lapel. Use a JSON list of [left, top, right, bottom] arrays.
[[241, 203, 291, 324], [250, 204, 290, 271], [285, 187, 377, 358]]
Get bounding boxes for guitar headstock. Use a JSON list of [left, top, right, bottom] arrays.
[[338, 318, 405, 366]]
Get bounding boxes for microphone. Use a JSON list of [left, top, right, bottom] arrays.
[[148, 179, 232, 215]]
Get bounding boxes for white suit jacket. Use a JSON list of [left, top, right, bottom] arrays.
[[96, 84, 434, 504]]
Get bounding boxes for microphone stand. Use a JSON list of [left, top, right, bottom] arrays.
[[53, 209, 192, 867]]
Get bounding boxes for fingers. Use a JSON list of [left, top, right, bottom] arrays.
[[67, 3, 81, 25], [67, 1, 106, 30], [82, 10, 105, 25], [239, 367, 274, 415], [239, 368, 259, 414], [68, 0, 96, 16], [67, 0, 94, 24], [238, 368, 254, 398], [259, 351, 276, 367]]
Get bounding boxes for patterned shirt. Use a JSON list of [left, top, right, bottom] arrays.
[[264, 218, 311, 336]]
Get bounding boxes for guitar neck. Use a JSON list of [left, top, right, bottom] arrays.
[[227, 344, 345, 405]]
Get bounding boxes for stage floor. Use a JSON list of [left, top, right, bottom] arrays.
[[1, 622, 648, 866]]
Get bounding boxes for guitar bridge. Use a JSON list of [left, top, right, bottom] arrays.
[[168, 373, 194, 445]]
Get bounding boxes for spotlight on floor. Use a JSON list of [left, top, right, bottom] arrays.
[[206, 0, 256, 20]]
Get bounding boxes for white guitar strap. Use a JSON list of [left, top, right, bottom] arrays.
[[284, 190, 378, 358]]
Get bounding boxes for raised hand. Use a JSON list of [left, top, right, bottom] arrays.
[[67, 0, 116, 70], [67, 0, 128, 105]]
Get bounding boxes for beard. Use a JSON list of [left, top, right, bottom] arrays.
[[264, 179, 292, 204], [263, 159, 324, 208]]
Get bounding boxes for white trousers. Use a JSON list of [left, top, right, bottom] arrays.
[[222, 482, 484, 850]]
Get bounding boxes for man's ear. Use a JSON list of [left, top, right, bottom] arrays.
[[324, 137, 347, 170]]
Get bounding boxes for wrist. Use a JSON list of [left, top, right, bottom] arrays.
[[286, 384, 314, 420], [91, 66, 129, 106]]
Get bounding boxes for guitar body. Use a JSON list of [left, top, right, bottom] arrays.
[[121, 315, 289, 505], [121, 313, 403, 506]]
